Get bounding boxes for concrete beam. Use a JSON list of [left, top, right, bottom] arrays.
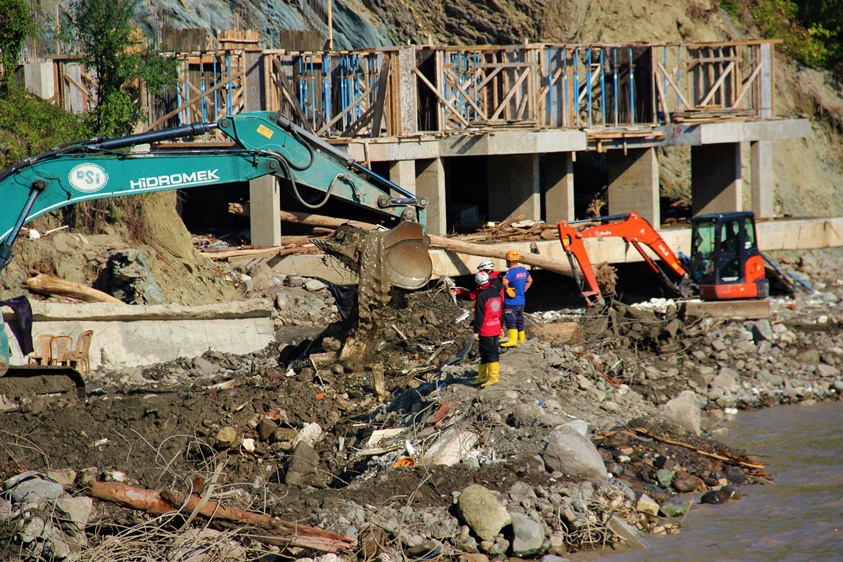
[[542, 152, 575, 224], [691, 143, 742, 215], [3, 301, 275, 370], [249, 176, 281, 246], [270, 217, 843, 280], [488, 154, 540, 222], [660, 118, 810, 146], [751, 140, 774, 218], [344, 129, 588, 162], [607, 147, 660, 226]]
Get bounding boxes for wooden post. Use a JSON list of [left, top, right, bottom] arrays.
[[327, 0, 334, 50]]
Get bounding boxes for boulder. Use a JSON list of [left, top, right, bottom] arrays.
[[458, 485, 512, 542], [542, 422, 608, 480], [285, 442, 320, 487], [509, 512, 544, 557], [660, 390, 704, 435]]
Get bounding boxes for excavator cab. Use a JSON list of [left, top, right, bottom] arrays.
[[689, 212, 768, 300]]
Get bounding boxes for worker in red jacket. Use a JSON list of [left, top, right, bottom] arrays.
[[472, 270, 503, 387], [452, 260, 504, 301]]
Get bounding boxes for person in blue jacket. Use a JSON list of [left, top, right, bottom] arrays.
[[500, 249, 532, 347]]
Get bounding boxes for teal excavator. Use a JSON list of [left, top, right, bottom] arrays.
[[0, 111, 434, 408]]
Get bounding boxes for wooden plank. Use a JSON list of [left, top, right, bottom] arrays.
[[369, 59, 391, 138], [272, 58, 313, 132]]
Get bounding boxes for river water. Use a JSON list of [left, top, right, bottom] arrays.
[[582, 401, 843, 562]]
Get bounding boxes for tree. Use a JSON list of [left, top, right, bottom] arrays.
[[0, 0, 34, 84], [70, 0, 176, 136]]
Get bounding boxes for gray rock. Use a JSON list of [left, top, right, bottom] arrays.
[[508, 481, 537, 504], [285, 442, 320, 487], [56, 496, 93, 535], [752, 320, 774, 342], [797, 348, 821, 365], [510, 512, 544, 557], [709, 367, 740, 399], [542, 423, 608, 480], [304, 279, 327, 292], [4, 471, 64, 503], [757, 369, 784, 387], [257, 418, 278, 441], [660, 501, 690, 517], [817, 363, 840, 377], [606, 514, 648, 549], [192, 356, 218, 376], [458, 484, 512, 542], [660, 390, 703, 435]]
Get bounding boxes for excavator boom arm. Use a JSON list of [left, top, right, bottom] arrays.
[[0, 111, 428, 272], [558, 212, 690, 306]]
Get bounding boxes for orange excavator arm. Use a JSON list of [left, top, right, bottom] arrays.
[[557, 212, 691, 306]]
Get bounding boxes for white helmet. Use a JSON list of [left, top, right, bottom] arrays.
[[475, 271, 490, 285], [476, 260, 494, 272]]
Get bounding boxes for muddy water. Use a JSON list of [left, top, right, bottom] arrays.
[[584, 401, 843, 561]]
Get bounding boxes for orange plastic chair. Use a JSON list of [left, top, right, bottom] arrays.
[[67, 330, 94, 375], [50, 336, 74, 367], [27, 334, 55, 366]]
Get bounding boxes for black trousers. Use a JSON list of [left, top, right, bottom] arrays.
[[478, 335, 500, 363]]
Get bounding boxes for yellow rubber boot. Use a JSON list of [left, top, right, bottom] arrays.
[[518, 330, 526, 343], [481, 362, 500, 387], [500, 329, 519, 347], [471, 364, 488, 386]]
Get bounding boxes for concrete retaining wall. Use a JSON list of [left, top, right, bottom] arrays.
[[2, 300, 276, 370]]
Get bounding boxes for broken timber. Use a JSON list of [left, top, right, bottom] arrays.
[[86, 480, 354, 552]]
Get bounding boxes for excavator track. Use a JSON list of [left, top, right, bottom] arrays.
[[0, 366, 86, 413]]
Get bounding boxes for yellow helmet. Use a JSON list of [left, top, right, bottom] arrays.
[[505, 249, 520, 261]]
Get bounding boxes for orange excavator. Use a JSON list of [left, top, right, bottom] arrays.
[[557, 211, 768, 306]]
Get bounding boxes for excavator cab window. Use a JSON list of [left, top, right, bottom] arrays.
[[690, 220, 716, 284], [718, 219, 743, 282]]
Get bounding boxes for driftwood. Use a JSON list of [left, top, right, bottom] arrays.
[[201, 244, 317, 260], [274, 211, 575, 277], [629, 427, 767, 470], [86, 480, 354, 553], [24, 274, 124, 304]]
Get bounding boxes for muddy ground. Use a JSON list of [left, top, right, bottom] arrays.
[[1, 249, 842, 561]]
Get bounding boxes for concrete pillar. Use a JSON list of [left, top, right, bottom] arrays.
[[243, 52, 265, 112], [542, 152, 575, 224], [751, 140, 774, 218], [249, 176, 281, 246], [607, 147, 660, 226], [487, 154, 540, 222], [691, 143, 742, 216], [396, 47, 419, 136], [389, 160, 416, 193], [22, 62, 55, 101], [417, 158, 446, 235]]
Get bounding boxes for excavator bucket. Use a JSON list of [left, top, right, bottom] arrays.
[[314, 221, 432, 290], [380, 222, 432, 290]]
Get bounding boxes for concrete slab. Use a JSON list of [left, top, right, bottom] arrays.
[[682, 299, 770, 319], [3, 300, 275, 370]]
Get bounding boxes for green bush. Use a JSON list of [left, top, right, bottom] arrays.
[[0, 81, 89, 169]]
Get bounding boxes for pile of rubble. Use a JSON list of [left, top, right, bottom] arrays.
[[2, 252, 843, 561]]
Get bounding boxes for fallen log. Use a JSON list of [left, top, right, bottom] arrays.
[[24, 274, 124, 304], [275, 211, 575, 277], [201, 244, 317, 260], [86, 480, 354, 552]]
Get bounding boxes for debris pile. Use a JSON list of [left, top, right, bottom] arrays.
[[3, 252, 843, 561]]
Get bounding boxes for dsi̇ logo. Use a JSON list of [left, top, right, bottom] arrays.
[[69, 164, 109, 193]]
